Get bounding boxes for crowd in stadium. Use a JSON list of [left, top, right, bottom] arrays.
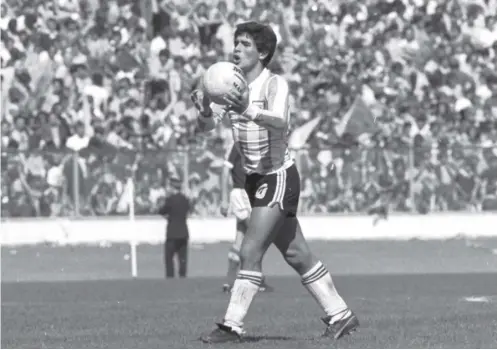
[[1, 0, 497, 218]]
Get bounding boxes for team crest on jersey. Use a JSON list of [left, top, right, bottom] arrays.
[[252, 100, 267, 109], [255, 183, 268, 199]]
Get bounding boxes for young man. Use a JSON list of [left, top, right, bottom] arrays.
[[221, 144, 274, 293], [192, 21, 358, 343]]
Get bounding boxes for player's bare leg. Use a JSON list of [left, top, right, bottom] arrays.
[[201, 205, 284, 343], [224, 223, 245, 292], [223, 187, 275, 294], [273, 216, 359, 339], [224, 220, 275, 293]]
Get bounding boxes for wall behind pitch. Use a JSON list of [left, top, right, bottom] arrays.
[[2, 213, 497, 246]]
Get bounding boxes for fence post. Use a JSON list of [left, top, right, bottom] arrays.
[[72, 152, 80, 217], [183, 147, 190, 194], [128, 175, 138, 278], [407, 143, 415, 213]]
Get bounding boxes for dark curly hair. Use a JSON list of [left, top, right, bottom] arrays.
[[234, 21, 277, 67]]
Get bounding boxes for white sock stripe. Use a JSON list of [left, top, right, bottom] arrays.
[[302, 262, 349, 319], [306, 264, 327, 277], [237, 273, 263, 281], [302, 268, 328, 285], [237, 276, 263, 286], [237, 272, 263, 285], [301, 265, 328, 284], [238, 270, 263, 278], [301, 261, 324, 279], [301, 261, 325, 280]]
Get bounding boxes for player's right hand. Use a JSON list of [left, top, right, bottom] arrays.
[[190, 89, 211, 116]]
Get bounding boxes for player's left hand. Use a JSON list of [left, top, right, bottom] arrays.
[[223, 87, 249, 114]]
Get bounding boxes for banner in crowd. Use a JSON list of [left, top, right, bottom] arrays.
[[288, 116, 322, 149], [335, 96, 378, 138]]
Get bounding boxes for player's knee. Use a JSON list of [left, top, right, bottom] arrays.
[[282, 245, 314, 275]]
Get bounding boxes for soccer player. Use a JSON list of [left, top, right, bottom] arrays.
[[221, 144, 274, 293], [191, 21, 359, 343]]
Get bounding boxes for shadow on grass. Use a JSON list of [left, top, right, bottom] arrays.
[[241, 335, 296, 342]]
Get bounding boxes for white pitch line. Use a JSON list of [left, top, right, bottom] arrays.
[[461, 295, 497, 303]]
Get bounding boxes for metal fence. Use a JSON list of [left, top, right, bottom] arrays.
[[2, 144, 496, 218]]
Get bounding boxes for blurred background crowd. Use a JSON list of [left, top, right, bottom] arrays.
[[1, 0, 496, 218]]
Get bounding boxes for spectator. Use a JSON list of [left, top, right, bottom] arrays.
[[1, 0, 497, 218], [66, 121, 90, 152], [215, 12, 237, 58], [10, 116, 29, 151]]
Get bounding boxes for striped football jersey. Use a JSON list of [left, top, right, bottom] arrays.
[[206, 68, 293, 175]]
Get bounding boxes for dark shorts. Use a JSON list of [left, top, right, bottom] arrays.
[[245, 163, 300, 216]]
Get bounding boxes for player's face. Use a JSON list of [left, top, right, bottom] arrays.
[[233, 33, 262, 72]]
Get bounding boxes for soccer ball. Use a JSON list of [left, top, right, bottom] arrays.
[[202, 62, 248, 105]]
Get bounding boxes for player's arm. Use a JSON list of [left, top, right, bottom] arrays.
[[220, 161, 232, 216], [191, 89, 227, 133], [242, 75, 289, 131], [222, 157, 234, 195], [220, 146, 237, 216], [223, 146, 239, 180], [196, 103, 228, 133]]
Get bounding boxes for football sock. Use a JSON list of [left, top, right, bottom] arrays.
[[301, 261, 350, 324], [223, 270, 263, 329], [226, 247, 240, 285]]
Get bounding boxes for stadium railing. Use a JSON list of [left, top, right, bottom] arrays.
[[1, 144, 496, 219]]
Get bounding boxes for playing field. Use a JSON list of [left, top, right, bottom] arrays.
[[2, 239, 497, 348]]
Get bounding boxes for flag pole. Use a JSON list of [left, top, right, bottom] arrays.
[[128, 175, 138, 278]]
